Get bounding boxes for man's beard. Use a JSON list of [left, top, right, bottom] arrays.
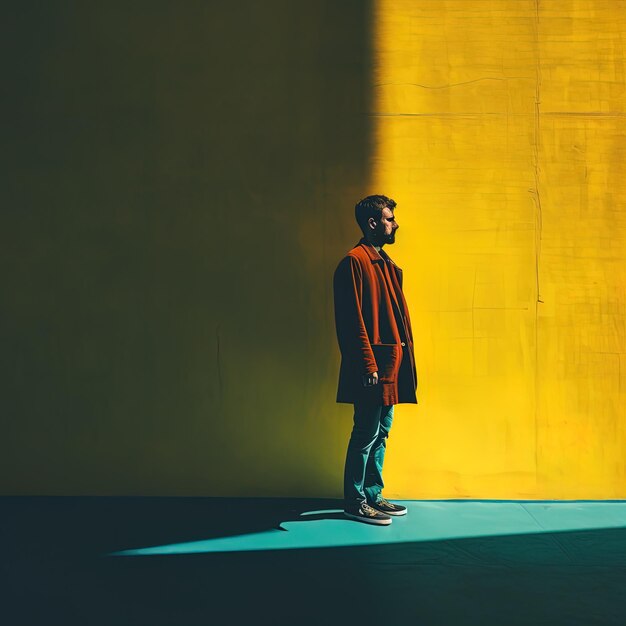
[[373, 228, 396, 246]]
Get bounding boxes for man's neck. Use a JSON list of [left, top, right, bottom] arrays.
[[364, 236, 383, 252]]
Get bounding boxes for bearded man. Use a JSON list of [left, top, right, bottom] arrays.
[[333, 194, 418, 525]]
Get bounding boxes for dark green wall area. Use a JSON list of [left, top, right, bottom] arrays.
[[2, 2, 373, 495]]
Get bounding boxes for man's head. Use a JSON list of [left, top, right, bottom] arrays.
[[355, 194, 399, 246]]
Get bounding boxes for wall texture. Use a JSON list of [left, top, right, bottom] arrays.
[[374, 0, 626, 498], [2, 1, 624, 498]]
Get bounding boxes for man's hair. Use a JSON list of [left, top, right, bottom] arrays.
[[355, 194, 397, 235]]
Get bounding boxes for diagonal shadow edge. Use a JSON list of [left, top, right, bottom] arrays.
[[108, 517, 626, 557]]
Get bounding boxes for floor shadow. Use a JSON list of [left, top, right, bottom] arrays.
[[1, 496, 343, 556], [3, 497, 626, 625]]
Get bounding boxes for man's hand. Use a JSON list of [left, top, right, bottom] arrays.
[[362, 371, 379, 387]]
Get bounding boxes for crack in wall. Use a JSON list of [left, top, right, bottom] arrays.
[[532, 0, 543, 479], [216, 325, 224, 407], [374, 76, 533, 90]]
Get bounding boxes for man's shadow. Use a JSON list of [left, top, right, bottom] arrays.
[[276, 503, 346, 529], [1, 495, 350, 559]]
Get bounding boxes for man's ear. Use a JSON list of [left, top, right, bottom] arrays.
[[368, 217, 377, 230]]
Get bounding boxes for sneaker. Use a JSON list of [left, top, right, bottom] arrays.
[[344, 501, 392, 526], [368, 498, 407, 516]]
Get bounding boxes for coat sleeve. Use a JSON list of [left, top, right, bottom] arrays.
[[333, 255, 377, 376]]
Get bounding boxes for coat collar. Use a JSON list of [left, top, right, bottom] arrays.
[[356, 238, 402, 270]]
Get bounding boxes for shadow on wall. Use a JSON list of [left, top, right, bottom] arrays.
[[1, 1, 374, 495]]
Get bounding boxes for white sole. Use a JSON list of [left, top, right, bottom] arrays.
[[344, 511, 392, 525]]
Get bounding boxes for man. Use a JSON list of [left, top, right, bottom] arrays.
[[333, 194, 418, 525]]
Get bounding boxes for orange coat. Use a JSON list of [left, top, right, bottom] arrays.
[[333, 238, 418, 405]]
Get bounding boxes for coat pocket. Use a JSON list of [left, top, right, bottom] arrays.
[[370, 343, 402, 383]]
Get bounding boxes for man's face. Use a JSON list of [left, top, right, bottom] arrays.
[[374, 207, 399, 244]]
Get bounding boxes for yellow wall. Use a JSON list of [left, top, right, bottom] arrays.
[[374, 0, 626, 498], [3, 2, 624, 499]]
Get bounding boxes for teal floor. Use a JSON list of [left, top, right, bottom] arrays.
[[112, 500, 626, 556], [3, 497, 626, 625]]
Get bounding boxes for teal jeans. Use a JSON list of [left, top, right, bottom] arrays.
[[343, 402, 394, 506]]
